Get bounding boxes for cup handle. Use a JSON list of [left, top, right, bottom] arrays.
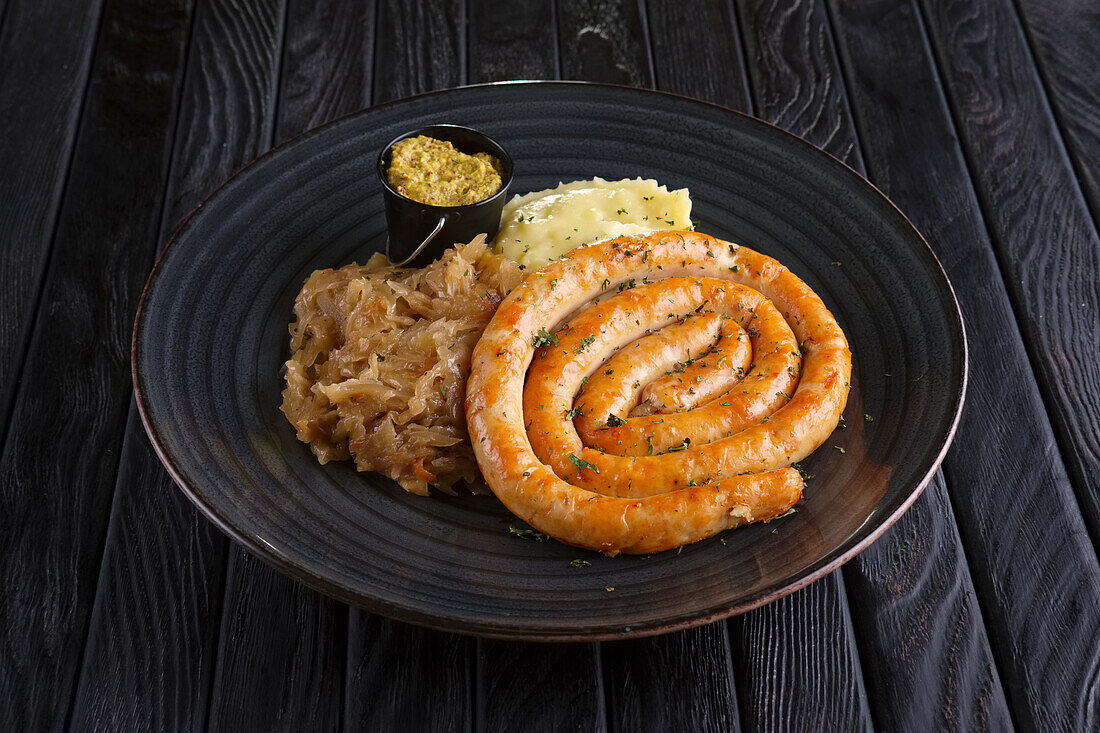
[[387, 215, 449, 267]]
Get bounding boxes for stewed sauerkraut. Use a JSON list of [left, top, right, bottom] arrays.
[[281, 236, 523, 495]]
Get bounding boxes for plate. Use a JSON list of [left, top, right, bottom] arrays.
[[133, 82, 966, 640]]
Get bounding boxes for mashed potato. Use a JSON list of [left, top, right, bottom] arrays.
[[494, 177, 692, 269]]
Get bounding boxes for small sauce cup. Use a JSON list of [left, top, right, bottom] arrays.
[[377, 124, 514, 268]]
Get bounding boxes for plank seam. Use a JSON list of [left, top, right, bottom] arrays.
[[62, 400, 141, 733], [460, 0, 468, 86], [200, 0, 291, 727], [723, 618, 753, 733], [816, 0, 876, 195], [636, 0, 657, 89], [593, 641, 609, 733], [910, 0, 1100, 563], [0, 0, 11, 46], [549, 0, 562, 80], [266, 0, 292, 148], [551, 0, 564, 80], [473, 638, 485, 733], [726, 0, 757, 118], [1006, 0, 1100, 233], [817, 1, 1020, 727], [62, 1, 207, 727], [0, 0, 110, 452], [895, 2, 1069, 726], [815, 0, 869, 175]]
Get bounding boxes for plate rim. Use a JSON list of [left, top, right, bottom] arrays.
[[131, 80, 968, 641]]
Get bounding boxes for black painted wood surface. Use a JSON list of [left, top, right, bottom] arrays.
[[3, 0, 1100, 730]]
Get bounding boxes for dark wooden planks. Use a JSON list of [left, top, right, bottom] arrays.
[[207, 553, 345, 732], [920, 0, 1100, 560], [843, 474, 1011, 730], [345, 616, 472, 732], [734, 0, 1011, 729], [736, 0, 862, 168], [826, 0, 1100, 729], [558, 0, 652, 86], [603, 626, 739, 733], [372, 0, 464, 105], [469, 0, 557, 82], [1013, 0, 1100, 225], [204, 2, 381, 729], [731, 580, 871, 731], [645, 0, 751, 111], [68, 0, 299, 730], [0, 0, 104, 436], [0, 0, 192, 730], [476, 642, 605, 733], [70, 409, 227, 733], [274, 0, 376, 142]]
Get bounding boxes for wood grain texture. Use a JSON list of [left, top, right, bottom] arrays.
[[920, 0, 1100, 565], [274, 0, 375, 142], [205, 2, 381, 729], [843, 473, 1012, 731], [469, 0, 557, 82], [827, 0, 1100, 728], [66, 0, 293, 730], [1012, 0, 1100, 226], [558, 0, 653, 86], [736, 0, 862, 169], [372, 0, 464, 104], [645, 0, 751, 111], [734, 0, 1010, 728], [70, 409, 227, 733], [207, 553, 345, 733], [0, 0, 104, 436], [346, 615, 472, 732], [731, 580, 872, 731], [0, 0, 191, 729], [603, 625, 739, 733], [476, 641, 605, 733], [159, 0, 285, 233]]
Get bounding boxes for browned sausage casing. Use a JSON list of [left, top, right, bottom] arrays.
[[465, 231, 851, 555]]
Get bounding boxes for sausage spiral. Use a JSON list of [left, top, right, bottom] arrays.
[[466, 231, 851, 555]]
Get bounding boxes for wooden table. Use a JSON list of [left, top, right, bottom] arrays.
[[3, 0, 1098, 730]]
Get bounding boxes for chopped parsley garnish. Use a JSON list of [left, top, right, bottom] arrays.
[[532, 328, 558, 348], [574, 335, 596, 353], [565, 405, 584, 419], [667, 438, 691, 452], [606, 413, 626, 427], [570, 559, 591, 568], [569, 454, 600, 473], [508, 525, 550, 542]]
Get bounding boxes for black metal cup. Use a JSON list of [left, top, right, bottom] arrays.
[[377, 124, 514, 268]]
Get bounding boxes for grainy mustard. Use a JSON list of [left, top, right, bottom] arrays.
[[387, 135, 502, 206]]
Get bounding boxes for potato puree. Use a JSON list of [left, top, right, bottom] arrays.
[[387, 135, 503, 206], [494, 178, 692, 269]]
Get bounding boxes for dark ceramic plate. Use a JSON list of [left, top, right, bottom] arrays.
[[133, 82, 966, 640]]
